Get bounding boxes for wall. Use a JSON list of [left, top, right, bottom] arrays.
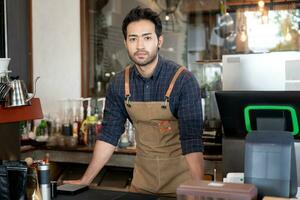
[[32, 0, 81, 116]]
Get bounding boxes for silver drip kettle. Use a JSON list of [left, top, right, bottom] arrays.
[[5, 76, 40, 107]]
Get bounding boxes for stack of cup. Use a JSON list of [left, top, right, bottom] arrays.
[[0, 58, 10, 74]]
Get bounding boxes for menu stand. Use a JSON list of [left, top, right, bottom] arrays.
[[0, 98, 43, 160]]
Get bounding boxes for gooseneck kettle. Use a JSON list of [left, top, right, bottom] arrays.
[[5, 76, 40, 107]]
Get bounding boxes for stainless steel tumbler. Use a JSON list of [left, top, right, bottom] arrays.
[[38, 164, 50, 200]]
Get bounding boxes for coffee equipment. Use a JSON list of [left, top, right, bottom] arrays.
[[0, 58, 40, 107], [38, 163, 51, 200], [4, 76, 40, 107], [0, 58, 10, 73], [0, 71, 40, 107], [0, 58, 12, 105], [0, 57, 40, 107], [0, 82, 11, 102], [0, 58, 11, 83]]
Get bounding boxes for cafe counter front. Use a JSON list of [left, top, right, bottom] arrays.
[[55, 188, 174, 200], [18, 144, 300, 200], [21, 145, 223, 192]]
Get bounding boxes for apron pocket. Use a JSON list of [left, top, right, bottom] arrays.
[[132, 156, 190, 194], [157, 156, 190, 193], [132, 156, 159, 193]]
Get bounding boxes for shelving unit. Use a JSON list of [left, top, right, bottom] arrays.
[[196, 60, 222, 64], [0, 98, 43, 123]]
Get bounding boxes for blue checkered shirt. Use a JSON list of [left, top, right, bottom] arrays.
[[97, 55, 203, 155]]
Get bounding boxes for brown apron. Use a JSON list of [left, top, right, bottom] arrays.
[[124, 66, 191, 195]]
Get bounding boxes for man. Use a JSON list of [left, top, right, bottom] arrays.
[[65, 6, 204, 195]]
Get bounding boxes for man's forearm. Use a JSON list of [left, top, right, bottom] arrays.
[[80, 140, 116, 184], [185, 152, 204, 180]]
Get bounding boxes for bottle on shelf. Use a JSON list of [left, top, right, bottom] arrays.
[[80, 115, 97, 147], [71, 99, 80, 138], [95, 98, 105, 136], [77, 98, 85, 145]]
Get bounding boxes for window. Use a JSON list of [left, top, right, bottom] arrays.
[[81, 0, 300, 97]]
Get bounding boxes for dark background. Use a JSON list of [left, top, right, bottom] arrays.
[[0, 0, 30, 86]]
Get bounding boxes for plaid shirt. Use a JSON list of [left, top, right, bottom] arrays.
[[97, 55, 203, 155]]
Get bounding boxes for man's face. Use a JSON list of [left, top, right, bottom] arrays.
[[124, 19, 163, 67]]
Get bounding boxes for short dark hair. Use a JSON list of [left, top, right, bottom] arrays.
[[122, 6, 162, 40]]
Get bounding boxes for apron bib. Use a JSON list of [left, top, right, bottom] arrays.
[[124, 66, 191, 195]]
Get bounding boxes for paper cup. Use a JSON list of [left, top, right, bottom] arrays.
[[0, 58, 11, 73]]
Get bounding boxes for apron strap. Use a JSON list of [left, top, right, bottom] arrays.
[[124, 64, 185, 108], [162, 66, 186, 108], [124, 65, 132, 107]]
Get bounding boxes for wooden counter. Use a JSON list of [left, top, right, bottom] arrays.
[[21, 145, 223, 179], [21, 145, 222, 161], [21, 145, 136, 168]]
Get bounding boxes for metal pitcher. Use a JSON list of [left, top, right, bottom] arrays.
[[214, 13, 235, 39], [5, 76, 40, 107]]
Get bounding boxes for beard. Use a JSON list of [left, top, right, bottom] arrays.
[[128, 47, 159, 67]]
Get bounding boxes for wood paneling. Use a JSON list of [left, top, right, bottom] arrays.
[[80, 0, 89, 97]]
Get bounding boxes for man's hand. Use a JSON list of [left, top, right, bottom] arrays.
[[62, 140, 116, 185]]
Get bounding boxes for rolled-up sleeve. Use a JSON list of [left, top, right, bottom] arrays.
[[177, 71, 203, 155], [97, 77, 128, 146]]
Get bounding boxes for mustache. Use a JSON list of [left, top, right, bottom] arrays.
[[134, 51, 149, 55]]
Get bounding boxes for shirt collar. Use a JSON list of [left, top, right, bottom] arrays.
[[133, 55, 163, 81]]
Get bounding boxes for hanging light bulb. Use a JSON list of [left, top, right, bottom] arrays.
[[285, 28, 292, 41], [240, 30, 247, 42], [258, 0, 265, 13], [165, 14, 170, 21], [258, 0, 265, 8]]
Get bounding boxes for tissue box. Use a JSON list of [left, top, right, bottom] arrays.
[[177, 180, 257, 200]]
